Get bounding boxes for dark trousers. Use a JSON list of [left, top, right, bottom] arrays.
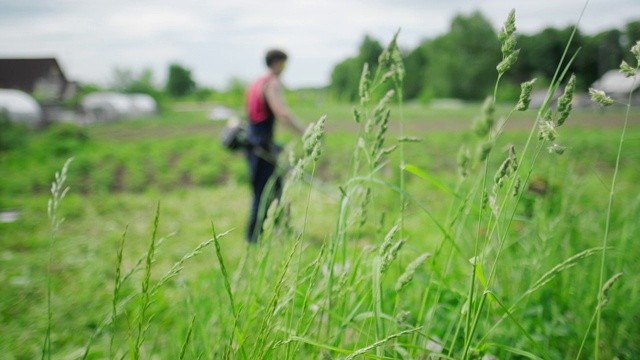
[[246, 124, 282, 242]]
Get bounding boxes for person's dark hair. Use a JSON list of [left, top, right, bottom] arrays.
[[266, 49, 288, 67]]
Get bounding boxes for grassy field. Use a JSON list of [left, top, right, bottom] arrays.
[[5, 9, 640, 357], [2, 91, 640, 360]]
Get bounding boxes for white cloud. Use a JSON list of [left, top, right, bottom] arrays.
[[0, 0, 638, 88], [106, 7, 208, 41]]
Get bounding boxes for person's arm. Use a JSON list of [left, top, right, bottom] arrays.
[[264, 78, 305, 135]]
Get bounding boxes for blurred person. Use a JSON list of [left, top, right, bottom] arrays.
[[245, 49, 305, 242]]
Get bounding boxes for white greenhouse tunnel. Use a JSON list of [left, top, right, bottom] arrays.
[[0, 89, 43, 127], [81, 92, 157, 122]]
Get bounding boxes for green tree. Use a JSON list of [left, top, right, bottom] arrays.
[[330, 57, 360, 102], [193, 87, 215, 103], [330, 35, 384, 102], [216, 77, 246, 108], [510, 27, 584, 85], [166, 63, 196, 98], [110, 67, 135, 92], [403, 42, 429, 100], [109, 67, 167, 108], [423, 11, 501, 100], [126, 68, 157, 94], [624, 21, 640, 62], [358, 35, 385, 74], [328, 12, 637, 103], [576, 30, 624, 88]]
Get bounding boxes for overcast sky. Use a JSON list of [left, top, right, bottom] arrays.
[[1, 0, 638, 89]]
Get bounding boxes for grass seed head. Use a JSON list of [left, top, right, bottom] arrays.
[[504, 9, 516, 37], [481, 190, 489, 209], [589, 88, 615, 107], [378, 31, 403, 83], [538, 118, 557, 142], [620, 60, 637, 77], [352, 106, 362, 123], [472, 116, 488, 137], [494, 158, 511, 187], [359, 63, 371, 105], [548, 143, 566, 155], [398, 136, 423, 143], [473, 97, 495, 137], [312, 118, 326, 160], [372, 112, 390, 161], [48, 157, 74, 230], [498, 9, 517, 43], [303, 116, 326, 161], [493, 145, 518, 193], [497, 49, 519, 75], [302, 122, 315, 149], [358, 187, 372, 227], [261, 198, 281, 236], [599, 272, 624, 308], [395, 310, 411, 325], [364, 116, 374, 136], [482, 96, 495, 117], [526, 247, 605, 297], [501, 35, 517, 57], [476, 141, 493, 162], [395, 253, 431, 292], [289, 159, 304, 183], [512, 176, 521, 197], [380, 238, 406, 274], [631, 40, 640, 63], [488, 194, 499, 214], [498, 29, 508, 43], [556, 74, 576, 126], [380, 224, 399, 256], [378, 49, 393, 74], [379, 70, 396, 84], [379, 144, 397, 157], [374, 90, 395, 121], [508, 145, 518, 172], [457, 145, 470, 178], [389, 35, 405, 86], [516, 78, 537, 111]]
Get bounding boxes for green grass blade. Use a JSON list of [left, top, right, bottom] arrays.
[[486, 291, 551, 359], [212, 224, 237, 317], [404, 163, 462, 199], [344, 327, 422, 360], [179, 315, 196, 360], [485, 343, 544, 360], [133, 202, 161, 360]]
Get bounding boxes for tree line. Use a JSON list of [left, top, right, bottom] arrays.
[[85, 11, 638, 107], [330, 11, 640, 102]]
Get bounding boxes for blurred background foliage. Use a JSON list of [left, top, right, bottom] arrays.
[[66, 12, 639, 109]]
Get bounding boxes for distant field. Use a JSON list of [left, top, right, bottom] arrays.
[[86, 102, 640, 140]]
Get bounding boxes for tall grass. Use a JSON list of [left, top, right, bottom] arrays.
[[589, 40, 640, 359], [20, 6, 640, 360], [42, 157, 73, 360]]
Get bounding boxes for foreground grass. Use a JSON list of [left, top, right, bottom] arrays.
[[4, 7, 640, 355]]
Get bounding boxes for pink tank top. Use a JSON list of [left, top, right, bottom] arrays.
[[246, 74, 275, 124]]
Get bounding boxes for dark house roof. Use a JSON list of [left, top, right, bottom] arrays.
[[0, 58, 68, 93]]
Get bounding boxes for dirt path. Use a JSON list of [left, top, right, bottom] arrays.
[[90, 109, 639, 142]]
